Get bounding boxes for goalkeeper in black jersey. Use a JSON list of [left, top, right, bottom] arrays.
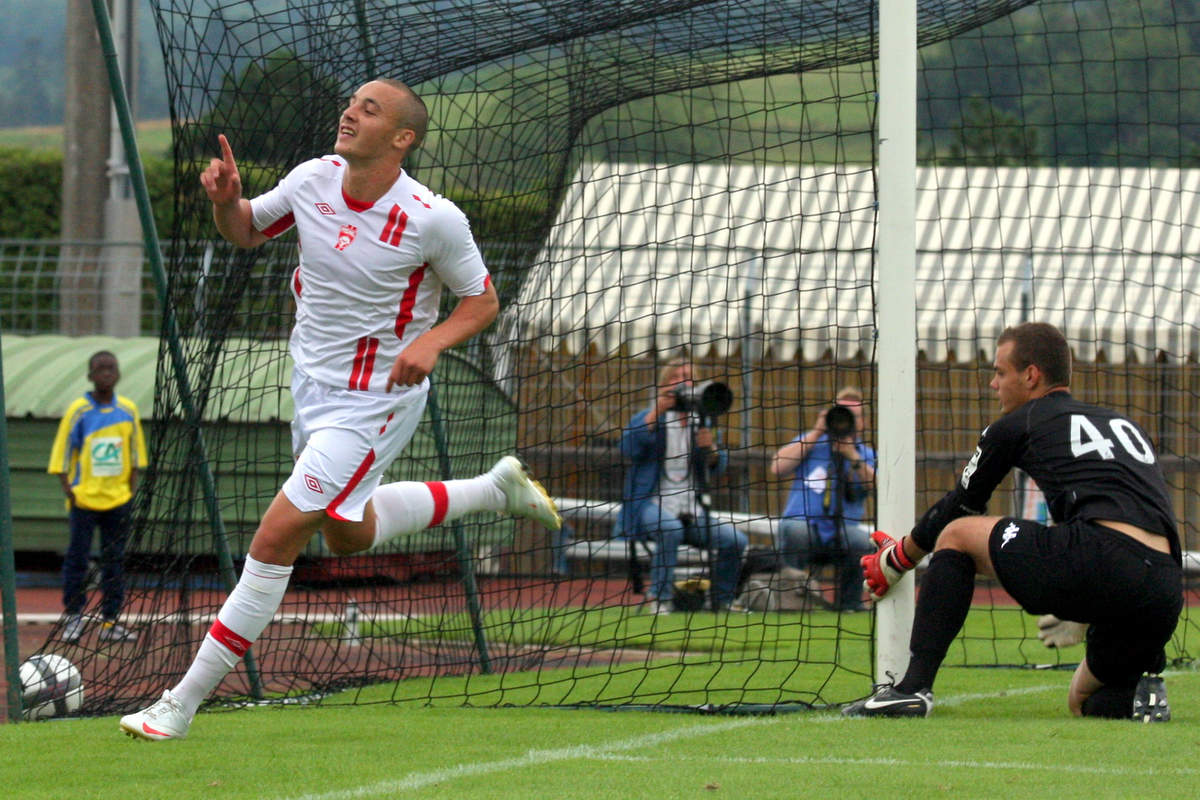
[[843, 322, 1181, 721]]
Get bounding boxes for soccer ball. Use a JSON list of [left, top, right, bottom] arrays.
[[19, 654, 85, 720]]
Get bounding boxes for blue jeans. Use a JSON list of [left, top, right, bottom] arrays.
[[778, 517, 873, 610], [636, 503, 748, 609], [62, 503, 131, 619]]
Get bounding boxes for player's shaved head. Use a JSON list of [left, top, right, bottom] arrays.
[[376, 78, 429, 148]]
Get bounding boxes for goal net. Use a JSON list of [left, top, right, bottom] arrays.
[[38, 0, 1198, 717]]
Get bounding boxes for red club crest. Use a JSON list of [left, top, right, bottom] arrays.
[[334, 224, 358, 251]]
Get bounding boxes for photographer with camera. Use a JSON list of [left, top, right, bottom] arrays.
[[770, 386, 876, 612], [620, 357, 747, 613]]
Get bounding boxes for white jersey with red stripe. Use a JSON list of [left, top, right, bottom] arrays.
[[250, 156, 490, 393]]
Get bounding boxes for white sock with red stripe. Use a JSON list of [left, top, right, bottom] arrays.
[[371, 476, 504, 548], [169, 555, 293, 716]]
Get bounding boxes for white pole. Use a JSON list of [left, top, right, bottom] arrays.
[[875, 0, 917, 683], [102, 0, 144, 337], [106, 0, 135, 202]]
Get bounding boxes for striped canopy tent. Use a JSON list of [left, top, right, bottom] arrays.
[[501, 163, 1200, 364]]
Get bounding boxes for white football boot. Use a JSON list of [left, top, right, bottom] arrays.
[[98, 621, 138, 642], [489, 456, 562, 530], [119, 690, 192, 741], [61, 614, 86, 644]]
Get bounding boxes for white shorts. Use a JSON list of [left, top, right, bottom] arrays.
[[281, 369, 427, 521]]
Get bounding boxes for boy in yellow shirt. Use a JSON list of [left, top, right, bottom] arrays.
[[48, 351, 148, 643]]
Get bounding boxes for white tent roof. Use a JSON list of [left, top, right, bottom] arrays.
[[504, 163, 1200, 363]]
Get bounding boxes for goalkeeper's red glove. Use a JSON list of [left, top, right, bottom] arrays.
[[861, 530, 916, 601]]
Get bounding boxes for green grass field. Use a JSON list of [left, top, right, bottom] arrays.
[[1, 665, 1195, 800], [2, 600, 1196, 799], [0, 120, 173, 158]]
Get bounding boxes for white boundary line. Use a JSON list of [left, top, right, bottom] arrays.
[[280, 717, 764, 800], [278, 675, 1200, 799], [589, 751, 1200, 777], [279, 681, 1125, 800]]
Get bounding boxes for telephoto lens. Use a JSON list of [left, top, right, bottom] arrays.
[[825, 404, 856, 438]]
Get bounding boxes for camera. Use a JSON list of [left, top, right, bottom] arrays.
[[825, 403, 857, 439], [673, 380, 734, 421]]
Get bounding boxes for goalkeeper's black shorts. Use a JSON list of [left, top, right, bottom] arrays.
[[988, 517, 1182, 688]]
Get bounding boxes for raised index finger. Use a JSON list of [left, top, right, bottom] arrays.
[[218, 134, 235, 167]]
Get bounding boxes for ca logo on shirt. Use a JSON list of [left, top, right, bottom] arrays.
[[90, 437, 125, 477]]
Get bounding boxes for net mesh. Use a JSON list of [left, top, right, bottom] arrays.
[[34, 0, 1199, 717]]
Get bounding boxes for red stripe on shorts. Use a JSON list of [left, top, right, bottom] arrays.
[[425, 481, 449, 527], [209, 618, 252, 657], [326, 448, 377, 521]]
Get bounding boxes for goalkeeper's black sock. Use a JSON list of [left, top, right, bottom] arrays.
[[1081, 684, 1137, 719], [895, 549, 975, 694]]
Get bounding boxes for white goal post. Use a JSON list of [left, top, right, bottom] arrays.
[[876, 0, 918, 682]]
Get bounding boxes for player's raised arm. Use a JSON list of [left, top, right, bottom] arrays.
[[199, 134, 267, 249]]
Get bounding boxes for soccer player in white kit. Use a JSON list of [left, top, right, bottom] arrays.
[[120, 78, 561, 741]]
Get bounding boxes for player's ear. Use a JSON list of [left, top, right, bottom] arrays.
[[393, 127, 418, 154], [1024, 362, 1042, 387]]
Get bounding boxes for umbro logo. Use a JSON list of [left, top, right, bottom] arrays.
[[315, 202, 335, 215], [1001, 521, 1020, 548], [304, 474, 324, 494]]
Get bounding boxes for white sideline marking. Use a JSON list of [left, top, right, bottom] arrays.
[[278, 717, 764, 800], [590, 752, 1200, 777], [935, 683, 1060, 707], [277, 680, 1138, 800]]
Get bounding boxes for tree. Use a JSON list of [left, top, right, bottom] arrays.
[[185, 49, 344, 170], [944, 97, 1041, 166]]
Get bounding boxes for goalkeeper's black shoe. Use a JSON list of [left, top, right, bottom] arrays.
[[842, 685, 933, 718], [1132, 674, 1170, 723]]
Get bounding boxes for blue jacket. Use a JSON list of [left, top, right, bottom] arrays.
[[618, 407, 728, 539], [781, 434, 876, 542]]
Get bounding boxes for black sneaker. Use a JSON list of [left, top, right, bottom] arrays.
[[1132, 674, 1170, 723], [842, 685, 933, 718]]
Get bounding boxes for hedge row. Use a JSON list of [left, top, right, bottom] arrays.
[[0, 147, 177, 239], [0, 147, 552, 244]]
